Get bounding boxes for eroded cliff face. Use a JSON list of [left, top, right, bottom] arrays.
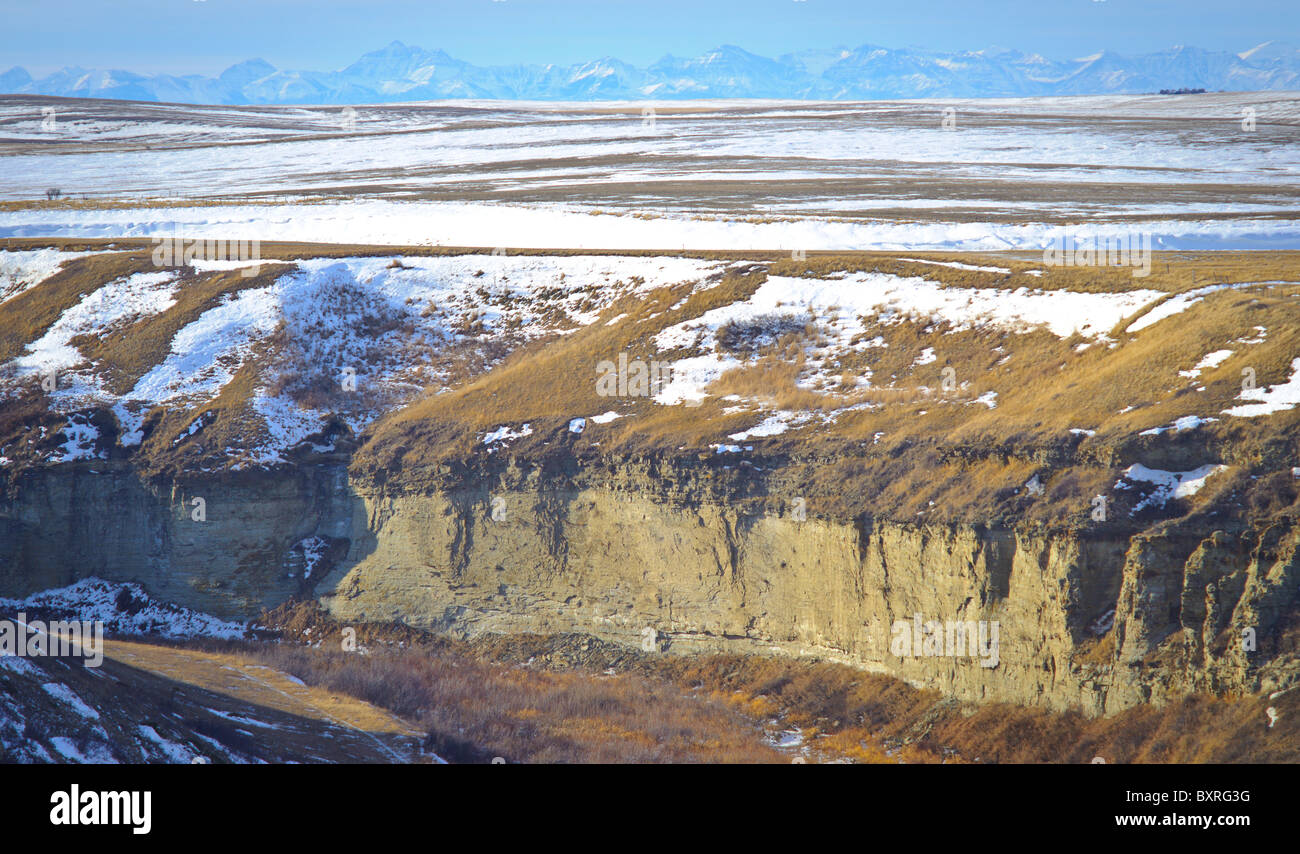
[[3, 459, 1296, 715], [317, 463, 1300, 715], [0, 463, 360, 617], [1109, 523, 1300, 707]]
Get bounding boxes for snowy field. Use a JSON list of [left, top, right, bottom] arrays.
[[2, 200, 1299, 251], [1, 92, 1298, 249]]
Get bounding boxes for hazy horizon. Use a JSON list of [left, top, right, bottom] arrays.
[[1, 0, 1295, 77]]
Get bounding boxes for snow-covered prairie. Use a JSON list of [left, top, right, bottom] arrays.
[[3, 200, 1299, 251], [1, 93, 1297, 249]]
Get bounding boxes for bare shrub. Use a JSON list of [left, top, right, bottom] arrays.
[[266, 264, 428, 414], [715, 312, 812, 355]]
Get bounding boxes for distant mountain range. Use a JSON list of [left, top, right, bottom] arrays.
[[4, 40, 1299, 104]]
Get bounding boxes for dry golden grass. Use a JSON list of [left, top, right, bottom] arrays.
[[227, 646, 784, 763], [347, 249, 1299, 532], [105, 638, 423, 739], [203, 603, 783, 763], [0, 250, 158, 362], [72, 264, 292, 395], [2, 637, 429, 763], [631, 649, 1300, 764], [236, 603, 1300, 764]]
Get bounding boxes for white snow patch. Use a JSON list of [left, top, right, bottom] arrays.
[[0, 655, 41, 675], [13, 271, 179, 383], [127, 285, 279, 407], [728, 411, 801, 441], [652, 352, 741, 407], [42, 682, 100, 719], [0, 578, 245, 639], [295, 536, 328, 580], [650, 270, 1158, 407], [1119, 462, 1228, 512], [56, 414, 106, 461], [482, 423, 533, 445], [1139, 415, 1218, 435], [250, 393, 328, 464], [897, 258, 1011, 274], [0, 249, 99, 303], [1222, 358, 1300, 417], [1235, 326, 1267, 345], [1179, 349, 1234, 378], [1126, 281, 1278, 334], [49, 736, 117, 764], [136, 725, 196, 762]]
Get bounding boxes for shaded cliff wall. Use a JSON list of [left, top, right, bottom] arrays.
[[0, 464, 360, 616]]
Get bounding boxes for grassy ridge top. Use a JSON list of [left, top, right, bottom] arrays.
[[352, 251, 1300, 530], [1, 241, 1296, 531]]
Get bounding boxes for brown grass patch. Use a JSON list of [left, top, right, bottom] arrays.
[[0, 250, 158, 362], [73, 263, 292, 394], [232, 642, 783, 763], [233, 604, 1300, 763]]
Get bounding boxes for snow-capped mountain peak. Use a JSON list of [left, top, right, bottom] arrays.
[[6, 41, 1299, 103]]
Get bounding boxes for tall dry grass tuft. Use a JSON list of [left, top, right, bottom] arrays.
[[235, 634, 783, 763], [188, 603, 1300, 765]]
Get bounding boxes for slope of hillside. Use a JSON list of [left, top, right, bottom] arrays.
[[0, 646, 429, 764], [0, 581, 428, 765], [0, 244, 742, 473], [4, 242, 1294, 501], [352, 251, 1300, 528], [1, 241, 1297, 716]]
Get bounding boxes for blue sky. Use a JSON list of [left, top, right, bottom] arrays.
[[1, 0, 1294, 75]]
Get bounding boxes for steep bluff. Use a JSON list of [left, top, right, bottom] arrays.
[[5, 452, 1292, 716], [321, 462, 1299, 715], [0, 463, 359, 616]]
